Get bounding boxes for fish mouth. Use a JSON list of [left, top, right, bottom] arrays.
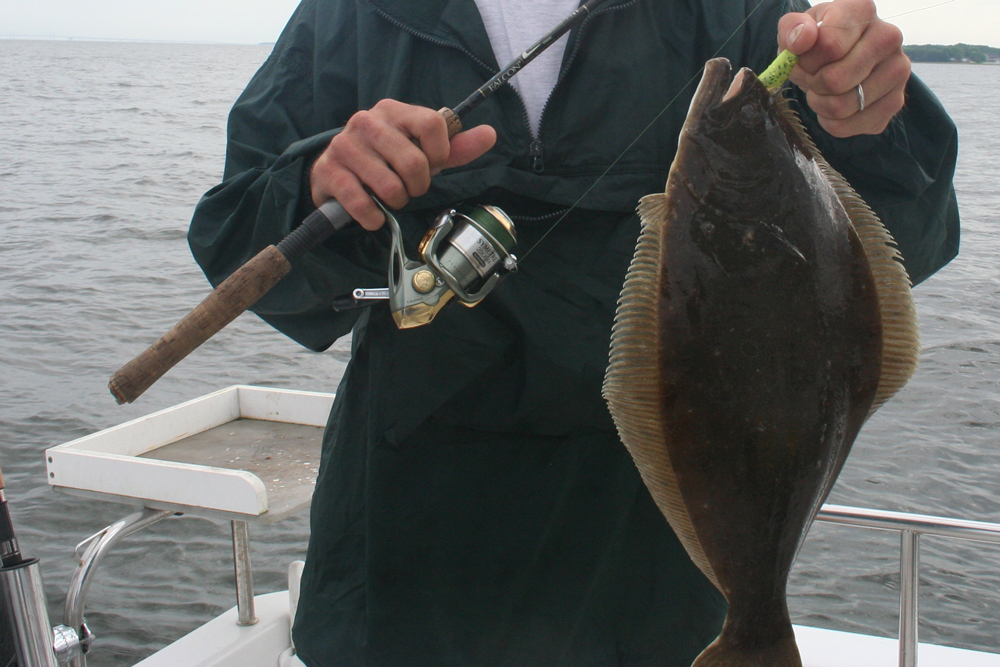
[[668, 58, 774, 193], [686, 58, 766, 121]]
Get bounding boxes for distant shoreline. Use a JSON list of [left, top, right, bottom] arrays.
[[3, 36, 998, 62], [905, 43, 1000, 64]]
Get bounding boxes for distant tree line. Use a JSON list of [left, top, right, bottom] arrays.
[[904, 44, 1000, 63]]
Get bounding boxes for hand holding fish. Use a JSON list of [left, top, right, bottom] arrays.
[[778, 0, 910, 138]]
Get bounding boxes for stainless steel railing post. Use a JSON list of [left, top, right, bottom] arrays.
[[899, 530, 920, 667], [231, 520, 257, 626], [813, 505, 1000, 667]]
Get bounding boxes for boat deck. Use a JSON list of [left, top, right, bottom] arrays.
[[132, 590, 1000, 667], [43, 386, 998, 667]]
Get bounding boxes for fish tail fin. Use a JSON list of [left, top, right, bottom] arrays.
[[692, 617, 802, 667]]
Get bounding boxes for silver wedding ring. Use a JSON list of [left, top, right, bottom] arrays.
[[857, 84, 866, 113]]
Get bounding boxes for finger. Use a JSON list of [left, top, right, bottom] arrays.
[[371, 99, 452, 171], [378, 139, 432, 201], [337, 140, 412, 211], [349, 109, 433, 200], [794, 0, 875, 76], [311, 162, 386, 230], [803, 52, 909, 122], [397, 109, 452, 171], [442, 124, 497, 171], [791, 19, 903, 96], [816, 83, 906, 138], [807, 2, 834, 26]]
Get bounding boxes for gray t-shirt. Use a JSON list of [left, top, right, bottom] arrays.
[[474, 0, 580, 137]]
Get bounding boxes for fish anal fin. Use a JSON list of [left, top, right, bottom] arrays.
[[775, 92, 920, 413], [604, 192, 723, 595]]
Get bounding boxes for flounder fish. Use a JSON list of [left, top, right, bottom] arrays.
[[603, 58, 919, 666]]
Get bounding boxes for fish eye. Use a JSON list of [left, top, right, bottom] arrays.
[[741, 104, 755, 119]]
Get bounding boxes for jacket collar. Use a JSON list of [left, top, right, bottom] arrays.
[[365, 0, 499, 69], [365, 0, 638, 71]]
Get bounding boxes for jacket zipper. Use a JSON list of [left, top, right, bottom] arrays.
[[532, 0, 640, 173], [371, 4, 539, 167], [371, 0, 639, 174], [530, 140, 544, 173], [511, 207, 569, 223]]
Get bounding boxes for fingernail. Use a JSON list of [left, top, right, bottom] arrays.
[[788, 24, 804, 48]]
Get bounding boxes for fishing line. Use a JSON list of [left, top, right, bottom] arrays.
[[516, 0, 957, 263], [880, 0, 959, 23], [799, 0, 959, 32], [517, 0, 774, 262]]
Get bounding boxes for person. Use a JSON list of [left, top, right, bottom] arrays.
[[189, 0, 959, 665]]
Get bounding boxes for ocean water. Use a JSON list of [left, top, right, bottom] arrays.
[[0, 39, 998, 664]]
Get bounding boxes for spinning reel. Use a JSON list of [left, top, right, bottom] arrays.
[[344, 198, 519, 329]]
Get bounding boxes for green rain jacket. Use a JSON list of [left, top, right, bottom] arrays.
[[189, 0, 959, 665]]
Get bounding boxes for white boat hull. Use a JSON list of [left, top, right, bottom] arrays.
[[133, 591, 293, 667]]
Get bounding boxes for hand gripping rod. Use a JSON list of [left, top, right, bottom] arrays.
[[108, 0, 608, 405]]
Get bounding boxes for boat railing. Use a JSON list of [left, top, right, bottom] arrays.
[[814, 503, 1000, 667]]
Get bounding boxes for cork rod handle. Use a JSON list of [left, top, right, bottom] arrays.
[[109, 246, 292, 404]]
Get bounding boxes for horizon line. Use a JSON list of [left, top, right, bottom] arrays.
[[0, 34, 275, 46], [1, 33, 995, 51]]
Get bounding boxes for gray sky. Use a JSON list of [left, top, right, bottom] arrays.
[[0, 0, 993, 46], [876, 0, 995, 46], [0, 0, 302, 44]]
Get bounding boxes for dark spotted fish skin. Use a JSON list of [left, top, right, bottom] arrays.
[[604, 58, 918, 667]]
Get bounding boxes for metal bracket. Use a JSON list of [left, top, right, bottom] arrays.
[[63, 508, 174, 667]]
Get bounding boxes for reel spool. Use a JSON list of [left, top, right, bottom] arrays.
[[364, 198, 518, 329]]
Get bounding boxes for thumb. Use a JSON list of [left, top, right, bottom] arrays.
[[778, 12, 820, 56], [442, 124, 497, 171]]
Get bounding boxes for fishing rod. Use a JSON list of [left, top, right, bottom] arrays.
[[111, 0, 941, 405], [0, 467, 22, 569], [108, 0, 611, 405]]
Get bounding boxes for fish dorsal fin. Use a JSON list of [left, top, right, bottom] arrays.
[[603, 193, 723, 595], [776, 94, 920, 413]]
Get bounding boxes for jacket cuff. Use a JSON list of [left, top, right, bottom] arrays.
[[789, 80, 940, 196], [270, 128, 343, 233]]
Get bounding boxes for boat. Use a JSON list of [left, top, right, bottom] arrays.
[[3, 385, 999, 667]]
